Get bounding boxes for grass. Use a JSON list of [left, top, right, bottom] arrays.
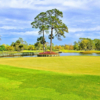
[[0, 51, 18, 54], [0, 64, 100, 100], [59, 50, 84, 53], [0, 56, 100, 100], [22, 50, 43, 53], [0, 50, 100, 54], [0, 56, 100, 75], [60, 50, 100, 53]]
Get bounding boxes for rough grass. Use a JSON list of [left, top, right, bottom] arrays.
[[0, 56, 100, 75], [0, 64, 100, 100], [0, 56, 100, 100], [60, 50, 100, 53]]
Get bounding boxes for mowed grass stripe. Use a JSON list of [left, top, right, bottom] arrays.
[[0, 56, 100, 75], [0, 64, 100, 100]]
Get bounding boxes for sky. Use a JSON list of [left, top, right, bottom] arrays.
[[0, 0, 100, 45]]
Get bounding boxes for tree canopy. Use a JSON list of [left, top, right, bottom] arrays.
[[31, 12, 49, 52], [31, 8, 68, 52]]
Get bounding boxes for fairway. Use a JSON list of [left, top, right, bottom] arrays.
[[0, 56, 100, 100], [0, 56, 100, 75]]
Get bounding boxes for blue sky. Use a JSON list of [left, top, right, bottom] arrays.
[[0, 0, 100, 45]]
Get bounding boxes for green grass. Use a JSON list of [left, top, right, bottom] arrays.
[[60, 50, 100, 53], [22, 50, 43, 53], [0, 56, 100, 100], [0, 50, 100, 55], [0, 51, 18, 54], [0, 64, 100, 100], [0, 56, 100, 75], [59, 50, 84, 53]]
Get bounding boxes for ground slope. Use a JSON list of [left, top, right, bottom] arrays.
[[0, 56, 100, 75], [0, 65, 100, 100]]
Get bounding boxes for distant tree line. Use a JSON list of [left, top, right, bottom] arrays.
[[0, 37, 50, 51], [0, 37, 74, 51], [74, 38, 100, 50], [0, 37, 100, 51], [0, 38, 34, 51]]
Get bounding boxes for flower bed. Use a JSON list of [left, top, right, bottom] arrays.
[[37, 51, 59, 57]]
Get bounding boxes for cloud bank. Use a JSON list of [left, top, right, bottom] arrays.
[[0, 0, 100, 45]]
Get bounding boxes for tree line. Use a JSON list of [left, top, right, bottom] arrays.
[[0, 37, 74, 51], [0, 37, 100, 51], [74, 38, 100, 50]]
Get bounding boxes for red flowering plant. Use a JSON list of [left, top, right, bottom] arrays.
[[39, 51, 58, 55]]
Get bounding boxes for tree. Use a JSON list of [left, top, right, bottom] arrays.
[[95, 40, 100, 50], [93, 39, 100, 50], [78, 38, 94, 50], [74, 38, 100, 50], [19, 44, 23, 51], [44, 42, 49, 51], [34, 42, 42, 50], [46, 8, 68, 52], [69, 45, 74, 50], [11, 42, 15, 47], [18, 38, 24, 44], [10, 38, 28, 51], [31, 12, 49, 52], [64, 44, 69, 50], [0, 45, 6, 51], [55, 45, 62, 50], [74, 41, 79, 50], [6, 46, 14, 51], [48, 34, 54, 50], [23, 44, 28, 50], [79, 39, 89, 50], [37, 36, 46, 45], [87, 39, 93, 50], [28, 45, 35, 50]]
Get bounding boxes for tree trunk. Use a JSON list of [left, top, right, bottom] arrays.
[[50, 28, 53, 52], [43, 30, 45, 52]]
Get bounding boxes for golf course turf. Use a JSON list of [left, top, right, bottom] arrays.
[[0, 56, 100, 100]]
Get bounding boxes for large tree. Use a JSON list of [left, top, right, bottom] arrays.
[[46, 9, 68, 52], [31, 12, 49, 52], [95, 40, 100, 50]]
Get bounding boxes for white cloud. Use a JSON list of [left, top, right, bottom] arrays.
[[63, 0, 88, 9], [0, 26, 17, 29], [0, 18, 32, 30], [5, 18, 31, 23], [0, 26, 25, 30], [0, 0, 99, 10], [92, 0, 100, 8], [11, 31, 39, 36], [69, 26, 100, 33]]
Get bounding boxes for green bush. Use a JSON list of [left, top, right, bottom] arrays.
[[80, 51, 93, 54], [0, 45, 6, 51]]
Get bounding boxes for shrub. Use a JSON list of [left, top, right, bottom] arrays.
[[0, 45, 6, 51], [39, 51, 58, 55]]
